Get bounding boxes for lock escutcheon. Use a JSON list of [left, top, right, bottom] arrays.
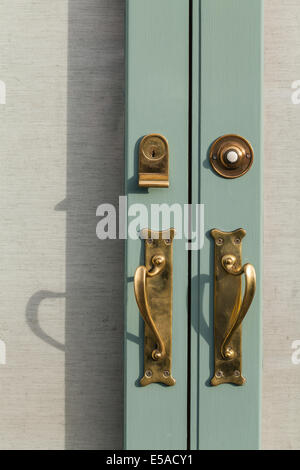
[[138, 134, 169, 188]]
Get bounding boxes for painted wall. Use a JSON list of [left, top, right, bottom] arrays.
[[0, 0, 124, 449], [0, 0, 298, 450], [263, 0, 300, 450]]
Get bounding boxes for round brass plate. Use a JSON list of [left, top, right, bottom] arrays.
[[209, 134, 254, 179], [140, 134, 168, 161]]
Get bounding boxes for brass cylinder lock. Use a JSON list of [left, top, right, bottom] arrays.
[[209, 134, 254, 179]]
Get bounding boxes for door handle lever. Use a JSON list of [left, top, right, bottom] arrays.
[[134, 255, 166, 361], [211, 228, 256, 386], [134, 229, 176, 387], [221, 255, 256, 360]]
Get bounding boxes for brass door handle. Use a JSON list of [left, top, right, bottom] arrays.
[[221, 255, 256, 360], [134, 255, 166, 361], [211, 228, 256, 386], [134, 229, 175, 386]]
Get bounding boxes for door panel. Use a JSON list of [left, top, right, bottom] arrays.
[[190, 0, 263, 450], [124, 0, 189, 450]]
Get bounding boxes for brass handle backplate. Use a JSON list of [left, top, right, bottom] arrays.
[[211, 228, 256, 386], [134, 228, 175, 386]]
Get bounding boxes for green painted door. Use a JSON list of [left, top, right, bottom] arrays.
[[125, 0, 263, 450]]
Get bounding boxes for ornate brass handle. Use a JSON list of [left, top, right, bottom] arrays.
[[221, 255, 256, 360], [211, 228, 256, 386], [134, 255, 166, 361]]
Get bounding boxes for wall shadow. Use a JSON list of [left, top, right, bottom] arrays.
[[127, 244, 145, 386], [65, 0, 125, 449], [191, 231, 215, 386], [26, 290, 66, 352]]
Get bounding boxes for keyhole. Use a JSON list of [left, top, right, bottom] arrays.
[[151, 150, 156, 158]]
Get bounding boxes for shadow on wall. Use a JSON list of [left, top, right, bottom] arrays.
[[26, 0, 125, 450]]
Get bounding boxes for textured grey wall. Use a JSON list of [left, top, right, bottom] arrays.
[[0, 0, 124, 450], [65, 0, 124, 450], [263, 0, 300, 450], [0, 0, 298, 450]]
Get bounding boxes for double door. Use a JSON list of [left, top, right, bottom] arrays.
[[125, 0, 262, 450]]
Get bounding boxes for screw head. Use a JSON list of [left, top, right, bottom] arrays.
[[215, 370, 224, 379], [224, 347, 235, 359], [234, 238, 241, 245], [234, 370, 241, 377], [154, 256, 164, 266], [223, 256, 235, 268], [145, 370, 152, 378], [216, 238, 224, 246], [163, 370, 170, 378]]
